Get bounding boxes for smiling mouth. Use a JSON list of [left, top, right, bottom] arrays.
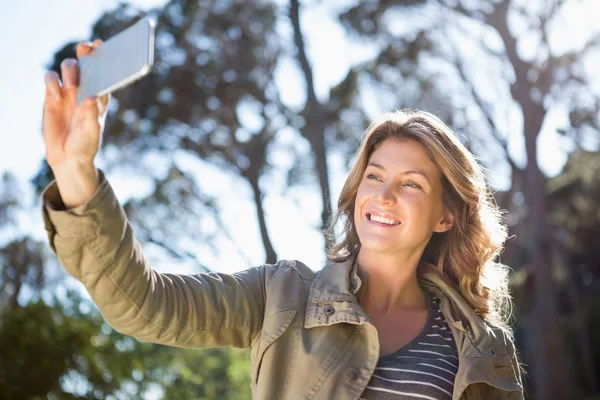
[[366, 213, 401, 226]]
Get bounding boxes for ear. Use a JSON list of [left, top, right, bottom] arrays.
[[433, 209, 454, 233]]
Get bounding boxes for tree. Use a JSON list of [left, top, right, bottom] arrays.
[[35, 0, 288, 266], [26, 1, 310, 397], [337, 0, 600, 397], [547, 150, 600, 398], [0, 292, 251, 399], [1, 170, 253, 399], [29, 0, 600, 397]]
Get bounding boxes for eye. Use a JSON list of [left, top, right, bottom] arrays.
[[366, 173, 382, 181], [403, 181, 422, 189]]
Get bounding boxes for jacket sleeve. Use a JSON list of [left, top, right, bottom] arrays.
[[42, 169, 275, 349]]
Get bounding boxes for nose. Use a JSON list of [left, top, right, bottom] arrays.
[[375, 183, 396, 205]]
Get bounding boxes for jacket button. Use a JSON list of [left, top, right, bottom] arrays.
[[347, 370, 358, 382], [324, 306, 335, 316]]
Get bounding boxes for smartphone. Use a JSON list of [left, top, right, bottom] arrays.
[[77, 17, 156, 105]]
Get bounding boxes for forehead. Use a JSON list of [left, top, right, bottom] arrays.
[[367, 138, 443, 187], [369, 139, 435, 168]]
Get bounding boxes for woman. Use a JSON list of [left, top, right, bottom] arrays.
[[41, 41, 523, 399]]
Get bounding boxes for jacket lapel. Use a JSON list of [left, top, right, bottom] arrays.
[[417, 262, 523, 397], [302, 257, 522, 397], [304, 259, 370, 329], [418, 262, 509, 356]]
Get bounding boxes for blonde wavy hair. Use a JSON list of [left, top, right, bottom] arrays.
[[326, 109, 512, 331]]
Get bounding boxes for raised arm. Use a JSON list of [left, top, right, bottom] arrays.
[[41, 41, 270, 348], [42, 170, 270, 348]]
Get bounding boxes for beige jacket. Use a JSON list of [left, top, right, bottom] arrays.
[[42, 170, 524, 399]]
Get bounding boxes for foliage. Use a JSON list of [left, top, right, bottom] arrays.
[[0, 290, 251, 399], [5, 0, 600, 398]]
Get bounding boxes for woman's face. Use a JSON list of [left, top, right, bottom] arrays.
[[353, 138, 453, 257]]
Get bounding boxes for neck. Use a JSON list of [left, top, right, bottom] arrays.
[[357, 248, 426, 315]]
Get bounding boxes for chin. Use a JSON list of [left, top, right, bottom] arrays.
[[357, 237, 400, 254]]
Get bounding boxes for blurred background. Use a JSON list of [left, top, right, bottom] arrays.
[[1, 0, 599, 398]]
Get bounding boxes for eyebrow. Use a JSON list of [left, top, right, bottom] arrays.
[[367, 162, 432, 183]]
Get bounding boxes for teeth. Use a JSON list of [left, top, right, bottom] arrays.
[[369, 214, 399, 225]]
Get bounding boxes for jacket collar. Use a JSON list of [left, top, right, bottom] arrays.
[[303, 256, 511, 355], [304, 258, 368, 329], [303, 256, 522, 394], [307, 258, 362, 303]]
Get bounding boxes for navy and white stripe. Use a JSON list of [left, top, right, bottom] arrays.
[[360, 295, 458, 399]]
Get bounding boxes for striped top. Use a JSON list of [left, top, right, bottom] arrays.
[[360, 293, 458, 400]]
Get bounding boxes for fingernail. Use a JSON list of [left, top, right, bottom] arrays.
[[45, 71, 58, 82]]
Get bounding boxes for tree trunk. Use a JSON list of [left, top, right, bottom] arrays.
[[522, 108, 574, 399], [289, 0, 333, 234], [248, 174, 277, 264], [306, 105, 332, 231], [552, 236, 598, 395], [487, 1, 575, 396]]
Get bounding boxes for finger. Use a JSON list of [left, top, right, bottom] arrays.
[[61, 58, 79, 90], [44, 71, 62, 101], [76, 41, 93, 59], [76, 39, 104, 59], [97, 93, 111, 115]]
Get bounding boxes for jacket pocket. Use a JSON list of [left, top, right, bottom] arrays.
[[251, 309, 297, 386]]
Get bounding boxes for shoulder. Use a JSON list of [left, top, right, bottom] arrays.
[[263, 259, 318, 284], [421, 270, 517, 352], [481, 318, 518, 358], [259, 259, 317, 315]]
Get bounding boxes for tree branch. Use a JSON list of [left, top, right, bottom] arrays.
[[289, 0, 318, 104], [288, 0, 334, 233], [451, 48, 521, 175]]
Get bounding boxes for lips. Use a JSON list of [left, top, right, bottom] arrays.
[[366, 211, 401, 226]]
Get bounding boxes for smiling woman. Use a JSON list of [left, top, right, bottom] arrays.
[[323, 110, 521, 399], [41, 52, 523, 400], [328, 110, 511, 330]]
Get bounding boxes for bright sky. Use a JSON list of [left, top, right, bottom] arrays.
[[0, 0, 362, 181], [0, 0, 162, 181], [1, 0, 599, 277], [0, 0, 367, 276]]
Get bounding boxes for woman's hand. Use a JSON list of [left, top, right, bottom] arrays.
[[43, 40, 110, 169], [42, 40, 110, 208]]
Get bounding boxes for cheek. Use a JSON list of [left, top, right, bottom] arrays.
[[402, 195, 431, 218], [407, 198, 439, 225], [355, 181, 375, 200], [404, 194, 425, 207], [353, 185, 368, 219], [353, 194, 362, 221]]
